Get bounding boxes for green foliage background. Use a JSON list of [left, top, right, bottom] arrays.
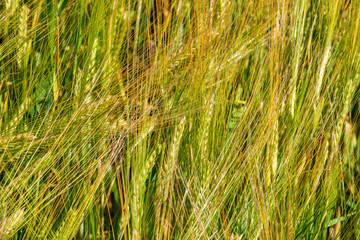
[[1, 0, 360, 239]]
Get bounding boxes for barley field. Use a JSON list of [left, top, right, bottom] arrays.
[[1, 0, 360, 239]]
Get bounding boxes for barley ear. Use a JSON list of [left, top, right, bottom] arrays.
[[0, 209, 25, 240], [17, 5, 30, 69]]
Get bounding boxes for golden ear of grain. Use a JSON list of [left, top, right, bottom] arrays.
[[5, 0, 19, 16], [0, 209, 25, 239]]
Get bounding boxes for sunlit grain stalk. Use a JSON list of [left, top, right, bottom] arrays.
[[131, 144, 160, 239], [57, 153, 112, 240], [290, 0, 307, 117], [130, 120, 156, 239], [315, 45, 331, 109], [130, 124, 155, 153], [329, 78, 358, 237], [5, 0, 18, 16], [4, 0, 19, 35], [84, 37, 99, 100], [7, 96, 31, 134], [103, 1, 118, 92], [74, 67, 83, 109], [334, 78, 357, 148], [0, 209, 24, 239], [17, 5, 30, 70], [315, 1, 339, 112], [200, 92, 215, 193], [312, 138, 330, 240], [187, 91, 217, 237], [155, 117, 186, 239], [220, 0, 230, 29], [52, 2, 61, 105], [270, 118, 278, 176], [132, 0, 142, 62]]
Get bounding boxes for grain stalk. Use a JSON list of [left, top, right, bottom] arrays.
[[17, 5, 30, 70], [155, 117, 186, 239], [290, 0, 307, 117], [0, 209, 24, 240], [200, 92, 215, 195], [314, 1, 339, 111]]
